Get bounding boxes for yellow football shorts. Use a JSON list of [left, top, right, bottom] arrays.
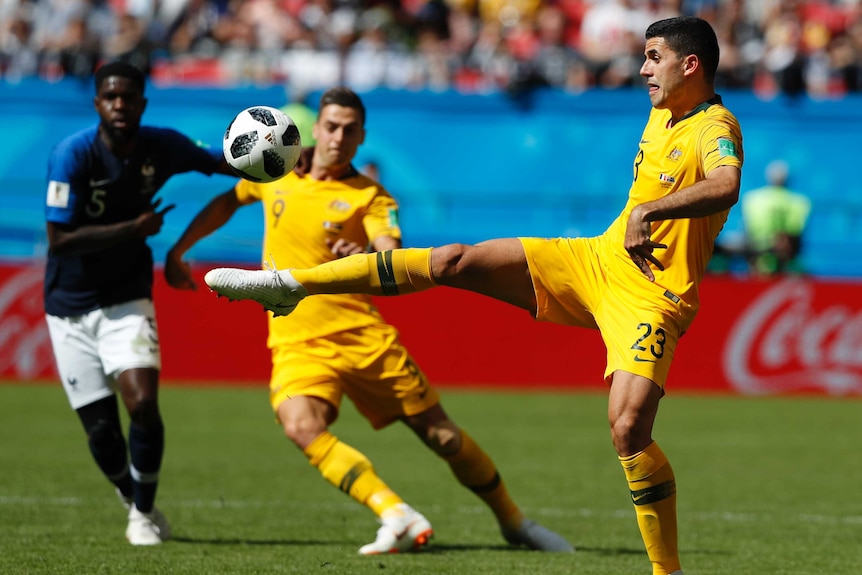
[[521, 236, 694, 388], [269, 323, 439, 429]]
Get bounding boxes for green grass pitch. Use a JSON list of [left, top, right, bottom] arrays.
[[1, 381, 861, 574]]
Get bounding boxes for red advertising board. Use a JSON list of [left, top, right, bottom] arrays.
[[3, 261, 862, 396]]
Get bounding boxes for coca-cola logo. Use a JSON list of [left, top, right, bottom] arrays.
[[0, 264, 56, 379], [724, 279, 862, 395]]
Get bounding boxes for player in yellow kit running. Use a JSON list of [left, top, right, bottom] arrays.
[[165, 87, 572, 555], [204, 17, 743, 574]]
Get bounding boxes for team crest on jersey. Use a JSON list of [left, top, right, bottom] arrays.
[[667, 147, 683, 161], [141, 159, 157, 195], [329, 199, 351, 212]]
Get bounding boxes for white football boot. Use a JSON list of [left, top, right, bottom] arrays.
[[125, 504, 172, 546], [204, 265, 308, 317], [358, 503, 434, 555], [501, 518, 574, 552]]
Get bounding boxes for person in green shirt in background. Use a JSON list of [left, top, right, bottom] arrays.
[[741, 160, 811, 275], [281, 86, 317, 149]]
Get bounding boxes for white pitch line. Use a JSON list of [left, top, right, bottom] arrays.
[[2, 496, 861, 525]]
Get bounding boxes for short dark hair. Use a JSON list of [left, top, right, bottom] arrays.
[[318, 87, 366, 126], [645, 16, 719, 83], [94, 61, 146, 95]]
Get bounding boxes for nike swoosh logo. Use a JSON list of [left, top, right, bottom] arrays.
[[89, 179, 112, 187], [640, 139, 649, 144], [633, 356, 656, 363]]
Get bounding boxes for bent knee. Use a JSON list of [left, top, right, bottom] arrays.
[[281, 417, 328, 449], [88, 418, 123, 448], [610, 416, 651, 457], [430, 244, 473, 282], [426, 420, 462, 457]]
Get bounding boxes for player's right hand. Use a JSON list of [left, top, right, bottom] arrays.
[[327, 237, 366, 258], [164, 249, 197, 290], [624, 206, 666, 281], [137, 197, 176, 237]]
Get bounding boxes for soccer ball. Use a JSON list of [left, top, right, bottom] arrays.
[[223, 106, 302, 183]]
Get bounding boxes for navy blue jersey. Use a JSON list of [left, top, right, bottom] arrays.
[[44, 125, 222, 317]]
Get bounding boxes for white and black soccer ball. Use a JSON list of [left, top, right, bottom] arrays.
[[223, 106, 302, 183]]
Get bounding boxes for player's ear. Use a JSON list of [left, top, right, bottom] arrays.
[[683, 54, 699, 77]]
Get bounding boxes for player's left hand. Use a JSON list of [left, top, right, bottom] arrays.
[[327, 237, 366, 258], [624, 211, 666, 282]]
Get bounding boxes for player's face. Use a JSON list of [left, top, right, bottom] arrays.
[[93, 76, 147, 141], [312, 104, 365, 170], [640, 37, 687, 111]]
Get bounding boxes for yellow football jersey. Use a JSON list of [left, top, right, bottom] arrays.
[[234, 169, 402, 346], [603, 97, 743, 312]]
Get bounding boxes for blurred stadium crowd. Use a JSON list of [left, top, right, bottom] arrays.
[[2, 0, 862, 97]]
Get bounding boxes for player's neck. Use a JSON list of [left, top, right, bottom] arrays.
[[98, 126, 136, 158], [309, 163, 358, 181], [667, 89, 718, 127]]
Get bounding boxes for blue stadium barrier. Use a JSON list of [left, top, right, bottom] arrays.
[[2, 79, 861, 278]]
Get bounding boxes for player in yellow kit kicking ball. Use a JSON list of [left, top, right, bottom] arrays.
[[205, 17, 744, 574], [166, 87, 572, 555]]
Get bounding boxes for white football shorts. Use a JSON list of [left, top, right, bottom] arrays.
[[45, 298, 162, 410]]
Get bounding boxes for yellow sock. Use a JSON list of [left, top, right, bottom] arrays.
[[303, 431, 403, 516], [619, 442, 681, 575], [291, 248, 435, 296], [443, 430, 523, 530]]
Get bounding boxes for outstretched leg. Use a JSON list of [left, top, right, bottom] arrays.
[[205, 240, 537, 316]]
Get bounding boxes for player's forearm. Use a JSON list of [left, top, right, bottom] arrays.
[[47, 220, 144, 255], [170, 190, 239, 257], [637, 169, 740, 222]]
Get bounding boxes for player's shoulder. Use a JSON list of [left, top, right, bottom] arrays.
[[701, 97, 741, 126], [704, 103, 738, 121], [140, 126, 221, 166], [354, 169, 390, 192], [337, 168, 391, 197], [138, 125, 193, 143], [353, 172, 385, 191], [53, 125, 99, 155]]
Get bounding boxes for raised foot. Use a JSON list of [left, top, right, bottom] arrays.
[[204, 267, 307, 317]]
